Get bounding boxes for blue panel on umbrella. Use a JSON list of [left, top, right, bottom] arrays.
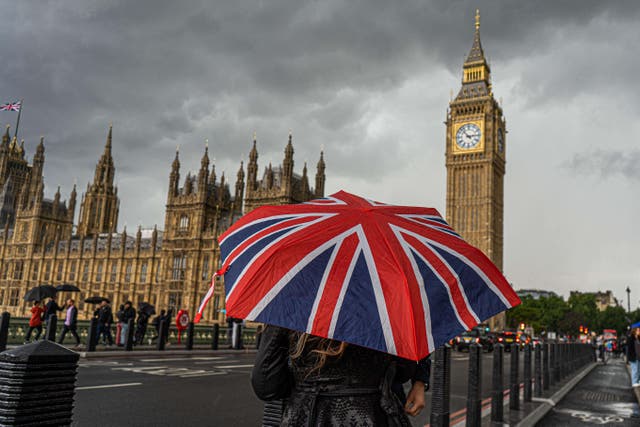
[[221, 216, 294, 261], [332, 253, 386, 354], [224, 226, 297, 295], [254, 246, 335, 333], [411, 249, 465, 348], [432, 246, 508, 321]]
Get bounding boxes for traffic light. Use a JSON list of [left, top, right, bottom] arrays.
[[519, 323, 525, 331], [579, 325, 583, 333]]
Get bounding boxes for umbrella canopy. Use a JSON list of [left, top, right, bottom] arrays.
[[56, 284, 80, 292], [631, 321, 640, 329], [196, 191, 520, 361], [138, 302, 156, 316], [23, 285, 57, 302], [84, 296, 110, 305]]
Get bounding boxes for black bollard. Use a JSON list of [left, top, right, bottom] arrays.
[[542, 343, 555, 390], [549, 343, 555, 387], [45, 314, 58, 342], [0, 340, 79, 425], [523, 344, 532, 402], [233, 323, 243, 350], [211, 323, 219, 350], [186, 322, 194, 350], [554, 343, 561, 383], [466, 343, 482, 426], [156, 319, 166, 351], [85, 318, 98, 352], [125, 319, 134, 351], [534, 344, 542, 397], [509, 344, 519, 410], [491, 343, 504, 423], [0, 312, 10, 352], [429, 345, 451, 427]]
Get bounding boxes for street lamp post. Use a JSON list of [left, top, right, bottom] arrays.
[[626, 286, 631, 313]]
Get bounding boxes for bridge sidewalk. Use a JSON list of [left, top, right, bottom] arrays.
[[534, 358, 639, 426]]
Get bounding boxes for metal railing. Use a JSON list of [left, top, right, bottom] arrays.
[[0, 312, 259, 351], [429, 341, 595, 427]]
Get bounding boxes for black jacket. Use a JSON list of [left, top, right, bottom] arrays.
[[44, 300, 62, 320], [251, 326, 419, 427], [627, 334, 639, 362], [98, 305, 113, 325], [122, 307, 136, 323]]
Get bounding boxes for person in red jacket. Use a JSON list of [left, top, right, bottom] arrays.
[[25, 301, 45, 343]]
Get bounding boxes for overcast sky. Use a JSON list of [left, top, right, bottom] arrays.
[[1, 1, 638, 306]]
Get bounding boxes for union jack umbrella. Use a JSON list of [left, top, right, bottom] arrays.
[[196, 191, 520, 361]]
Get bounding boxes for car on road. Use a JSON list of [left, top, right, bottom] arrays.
[[496, 330, 517, 351], [454, 328, 494, 352]]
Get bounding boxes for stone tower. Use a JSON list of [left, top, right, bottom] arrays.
[[445, 10, 507, 331], [77, 125, 120, 236], [244, 134, 325, 213]]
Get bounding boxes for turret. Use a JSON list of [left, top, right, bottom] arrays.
[[234, 161, 245, 213], [68, 184, 77, 222], [184, 172, 193, 195], [301, 162, 309, 195], [265, 163, 273, 189], [247, 136, 258, 191], [198, 144, 209, 194], [168, 148, 180, 199], [283, 133, 294, 178], [315, 151, 325, 197]]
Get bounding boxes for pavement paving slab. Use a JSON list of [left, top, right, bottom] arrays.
[[537, 359, 640, 426]]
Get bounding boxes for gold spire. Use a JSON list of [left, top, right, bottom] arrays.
[[475, 9, 480, 30]]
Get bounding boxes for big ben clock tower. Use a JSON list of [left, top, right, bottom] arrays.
[[446, 10, 507, 331]]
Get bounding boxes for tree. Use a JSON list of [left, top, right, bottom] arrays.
[[597, 306, 627, 336], [567, 293, 598, 331]]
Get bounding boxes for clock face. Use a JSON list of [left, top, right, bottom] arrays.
[[497, 128, 504, 152], [455, 123, 482, 149]]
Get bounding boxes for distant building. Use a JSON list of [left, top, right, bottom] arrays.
[[516, 289, 559, 300], [0, 125, 325, 322], [570, 290, 618, 312]]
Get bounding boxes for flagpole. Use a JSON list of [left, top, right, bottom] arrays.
[[13, 99, 22, 140]]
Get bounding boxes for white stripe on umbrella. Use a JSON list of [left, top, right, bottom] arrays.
[[225, 214, 334, 301], [392, 226, 435, 354], [328, 242, 362, 340], [245, 226, 358, 320], [305, 237, 344, 334], [356, 225, 397, 356]]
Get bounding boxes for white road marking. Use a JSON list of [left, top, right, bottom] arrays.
[[77, 382, 142, 390], [140, 357, 225, 362], [212, 364, 254, 369]]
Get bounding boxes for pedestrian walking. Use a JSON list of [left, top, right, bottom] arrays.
[[96, 301, 114, 346], [25, 301, 45, 343], [252, 325, 427, 426], [115, 304, 124, 345], [134, 311, 149, 345], [627, 327, 640, 387], [43, 297, 63, 338], [151, 309, 166, 342], [57, 299, 80, 346], [120, 301, 136, 345]]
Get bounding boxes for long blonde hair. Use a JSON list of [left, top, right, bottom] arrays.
[[290, 332, 348, 375]]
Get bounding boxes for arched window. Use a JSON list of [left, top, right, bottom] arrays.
[[179, 215, 189, 232]]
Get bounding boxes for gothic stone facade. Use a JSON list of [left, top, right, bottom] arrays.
[[445, 11, 507, 331], [0, 127, 325, 323]]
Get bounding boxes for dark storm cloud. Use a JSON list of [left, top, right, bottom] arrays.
[[0, 0, 639, 227], [565, 150, 640, 181]]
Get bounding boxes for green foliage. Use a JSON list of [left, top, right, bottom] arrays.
[[506, 292, 636, 336]]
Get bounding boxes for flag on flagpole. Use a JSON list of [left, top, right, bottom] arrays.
[[0, 101, 21, 112]]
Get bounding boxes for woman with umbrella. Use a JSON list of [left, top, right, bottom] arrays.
[[197, 191, 521, 426]]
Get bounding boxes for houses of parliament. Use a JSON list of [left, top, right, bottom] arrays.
[[0, 125, 325, 322]]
